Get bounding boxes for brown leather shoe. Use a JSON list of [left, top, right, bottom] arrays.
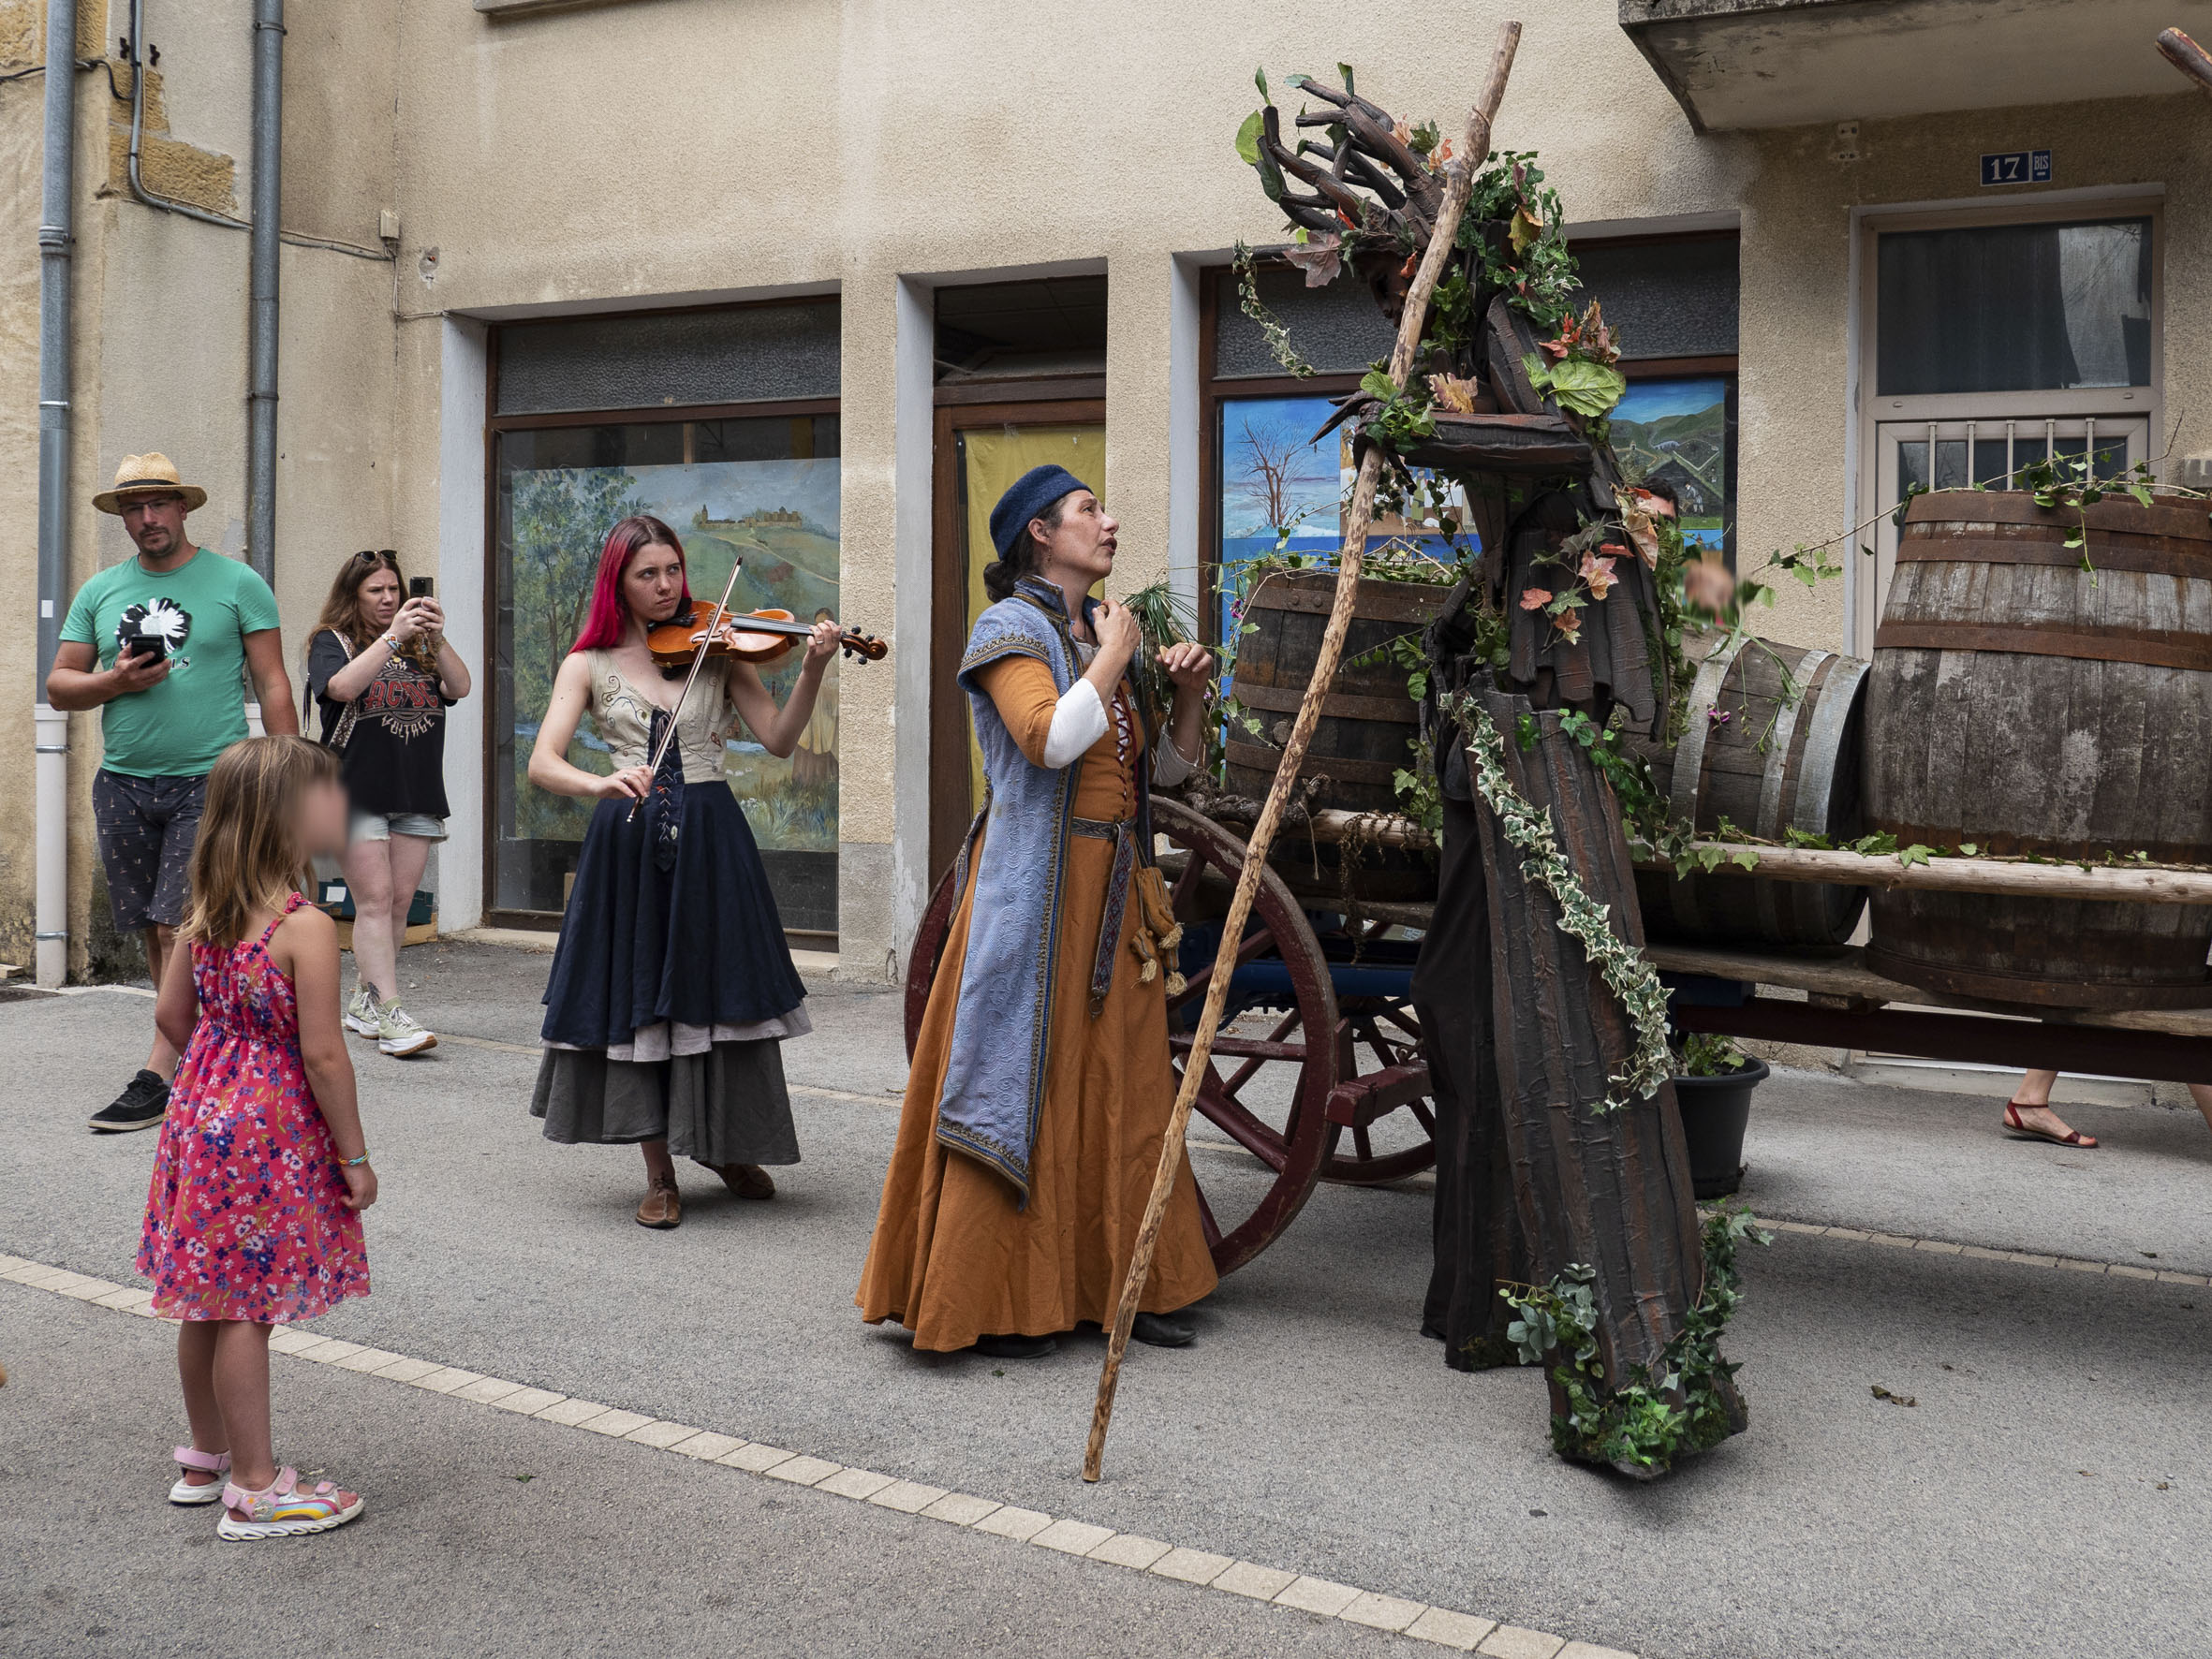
[[635, 1177, 682, 1228], [706, 1162, 775, 1201]]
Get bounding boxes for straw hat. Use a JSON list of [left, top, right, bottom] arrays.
[[94, 452, 208, 515]]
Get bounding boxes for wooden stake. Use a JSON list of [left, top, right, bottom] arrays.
[[1083, 20, 1524, 1483], [2159, 27, 2212, 96]]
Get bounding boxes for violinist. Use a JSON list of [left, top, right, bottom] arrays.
[[526, 514, 839, 1229]]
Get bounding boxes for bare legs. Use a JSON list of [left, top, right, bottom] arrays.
[[142, 925, 179, 1080], [341, 833, 432, 1005], [176, 1319, 274, 1491], [641, 1138, 675, 1184]]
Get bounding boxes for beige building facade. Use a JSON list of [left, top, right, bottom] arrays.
[[5, 0, 2206, 983]]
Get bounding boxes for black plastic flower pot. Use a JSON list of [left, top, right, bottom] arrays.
[[1671, 1056, 1769, 1200]]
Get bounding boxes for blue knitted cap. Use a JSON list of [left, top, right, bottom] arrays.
[[988, 464, 1093, 561]]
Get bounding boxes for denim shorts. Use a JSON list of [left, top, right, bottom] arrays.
[[349, 810, 448, 844], [93, 769, 207, 932]]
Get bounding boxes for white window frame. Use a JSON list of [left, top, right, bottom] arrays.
[[1846, 185, 2164, 653]]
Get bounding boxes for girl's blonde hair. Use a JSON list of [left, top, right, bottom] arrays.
[[178, 736, 341, 947]]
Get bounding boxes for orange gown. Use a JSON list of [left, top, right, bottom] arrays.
[[857, 654, 1219, 1351]]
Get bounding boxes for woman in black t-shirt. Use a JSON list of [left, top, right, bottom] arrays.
[[305, 551, 471, 1057]]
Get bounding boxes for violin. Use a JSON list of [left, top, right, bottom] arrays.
[[646, 599, 887, 668]]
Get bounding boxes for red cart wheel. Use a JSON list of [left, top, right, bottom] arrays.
[[1150, 797, 1343, 1277]]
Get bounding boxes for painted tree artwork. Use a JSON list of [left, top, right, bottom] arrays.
[[506, 458, 842, 856]]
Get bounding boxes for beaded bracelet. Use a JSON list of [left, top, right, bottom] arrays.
[[339, 1151, 372, 1168]]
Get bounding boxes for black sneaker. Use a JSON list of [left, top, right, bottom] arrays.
[[90, 1069, 170, 1133]]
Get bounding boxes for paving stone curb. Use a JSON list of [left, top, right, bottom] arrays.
[[0, 1249, 1626, 1655]]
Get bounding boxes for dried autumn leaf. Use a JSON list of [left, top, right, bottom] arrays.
[[1620, 506, 1661, 569], [1426, 373, 1482, 414], [1579, 551, 1618, 600], [1519, 587, 1554, 611], [1282, 231, 1342, 288]]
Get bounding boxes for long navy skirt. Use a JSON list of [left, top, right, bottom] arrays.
[[533, 782, 806, 1166]]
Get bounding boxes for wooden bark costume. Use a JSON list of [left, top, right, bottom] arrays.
[[1250, 80, 1733, 1453], [858, 579, 1217, 1351]]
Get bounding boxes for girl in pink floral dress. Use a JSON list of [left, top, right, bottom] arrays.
[[140, 735, 378, 1541]]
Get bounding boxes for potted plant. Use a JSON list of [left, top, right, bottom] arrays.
[[1670, 1032, 1768, 1199]]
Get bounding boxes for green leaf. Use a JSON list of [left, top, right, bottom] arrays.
[[1361, 367, 1399, 403], [1235, 110, 1265, 167], [1255, 146, 1288, 202], [1337, 62, 1356, 95], [1697, 846, 1725, 873], [1957, 842, 1978, 857], [1538, 357, 1627, 418], [2129, 479, 2155, 508], [1897, 844, 1934, 869], [1732, 849, 1761, 871], [1255, 66, 1270, 101]]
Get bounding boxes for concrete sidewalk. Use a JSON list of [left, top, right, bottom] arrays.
[[3, 944, 2208, 1659]]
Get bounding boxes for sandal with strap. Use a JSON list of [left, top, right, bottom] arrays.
[[2003, 1100, 2098, 1149], [170, 1446, 232, 1505], [216, 1467, 365, 1541]]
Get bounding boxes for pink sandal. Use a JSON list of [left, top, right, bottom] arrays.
[[170, 1446, 232, 1505], [216, 1467, 365, 1541], [2003, 1100, 2098, 1148]]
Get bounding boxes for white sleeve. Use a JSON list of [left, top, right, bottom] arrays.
[[1149, 721, 1198, 787], [1041, 680, 1111, 769]]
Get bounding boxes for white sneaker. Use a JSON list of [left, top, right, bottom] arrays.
[[343, 986, 381, 1037], [375, 998, 436, 1057]]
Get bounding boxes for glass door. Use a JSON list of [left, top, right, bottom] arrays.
[[1865, 414, 2148, 636]]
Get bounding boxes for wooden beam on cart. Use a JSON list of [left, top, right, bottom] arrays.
[[1644, 941, 2212, 1035], [1672, 998, 2212, 1085], [1633, 842, 2212, 905]]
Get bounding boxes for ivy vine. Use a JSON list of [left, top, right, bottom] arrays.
[[1502, 1205, 1771, 1475], [1444, 687, 1674, 1114]]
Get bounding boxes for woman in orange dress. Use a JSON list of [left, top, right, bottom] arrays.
[[858, 465, 1218, 1358]]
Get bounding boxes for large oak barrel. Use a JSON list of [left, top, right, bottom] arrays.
[[1224, 570, 1447, 903], [1225, 570, 1447, 815], [1629, 631, 1871, 947], [1865, 490, 2212, 1008]]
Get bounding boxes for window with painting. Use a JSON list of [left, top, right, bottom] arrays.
[[488, 301, 843, 936], [1201, 234, 1741, 634]]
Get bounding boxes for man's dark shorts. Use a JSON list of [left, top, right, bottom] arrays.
[[93, 769, 208, 933]]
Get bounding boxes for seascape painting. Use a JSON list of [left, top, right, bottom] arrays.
[[506, 458, 842, 856]]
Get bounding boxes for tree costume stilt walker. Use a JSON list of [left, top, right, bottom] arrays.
[[1231, 39, 1756, 1477]]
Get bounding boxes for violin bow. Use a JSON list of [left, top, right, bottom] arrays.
[[627, 557, 745, 824]]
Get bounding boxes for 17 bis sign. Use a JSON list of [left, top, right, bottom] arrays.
[[1981, 149, 2053, 186]]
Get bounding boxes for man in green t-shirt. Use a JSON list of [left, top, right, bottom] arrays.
[[48, 453, 300, 1131]]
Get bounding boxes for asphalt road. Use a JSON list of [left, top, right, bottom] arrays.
[[3, 944, 2207, 1659]]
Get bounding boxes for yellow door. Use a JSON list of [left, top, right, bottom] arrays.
[[956, 423, 1107, 815]]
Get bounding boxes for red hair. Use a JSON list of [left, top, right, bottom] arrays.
[[569, 515, 692, 653]]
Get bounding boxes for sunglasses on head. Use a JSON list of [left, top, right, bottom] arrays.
[[353, 548, 399, 564]]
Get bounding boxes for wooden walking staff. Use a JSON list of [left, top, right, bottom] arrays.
[[1084, 20, 1524, 1483]]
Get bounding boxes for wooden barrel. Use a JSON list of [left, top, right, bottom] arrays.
[[1225, 571, 1447, 815], [1629, 632, 1871, 947], [1865, 490, 2212, 1008]]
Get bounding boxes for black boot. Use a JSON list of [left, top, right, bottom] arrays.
[[1130, 1311, 1196, 1348], [973, 1332, 1057, 1359]]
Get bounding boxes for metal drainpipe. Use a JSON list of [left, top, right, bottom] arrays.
[[246, 0, 283, 588], [34, 0, 80, 988], [125, 0, 284, 589]]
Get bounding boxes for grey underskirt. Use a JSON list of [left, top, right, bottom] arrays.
[[531, 1040, 802, 1167]]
